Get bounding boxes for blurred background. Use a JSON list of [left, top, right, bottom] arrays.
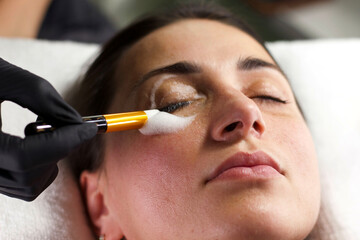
[[89, 0, 360, 41], [0, 0, 360, 43]]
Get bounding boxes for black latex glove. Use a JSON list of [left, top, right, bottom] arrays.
[[0, 58, 97, 201]]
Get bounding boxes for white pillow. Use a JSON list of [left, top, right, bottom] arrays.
[[0, 38, 359, 239]]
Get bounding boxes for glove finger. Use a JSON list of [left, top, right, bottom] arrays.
[[0, 163, 58, 188], [0, 132, 23, 170], [0, 123, 97, 172], [0, 164, 58, 201], [0, 58, 81, 125], [0, 187, 35, 201], [21, 123, 97, 171]]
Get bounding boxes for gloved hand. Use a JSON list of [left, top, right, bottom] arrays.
[[0, 58, 97, 201]]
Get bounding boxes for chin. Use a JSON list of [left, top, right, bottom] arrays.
[[235, 217, 312, 240], [219, 198, 317, 240]]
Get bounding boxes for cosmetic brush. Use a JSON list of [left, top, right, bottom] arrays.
[[25, 110, 160, 135]]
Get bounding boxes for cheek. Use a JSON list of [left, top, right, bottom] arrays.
[[264, 114, 320, 228], [103, 130, 202, 225], [266, 114, 320, 203], [274, 117, 318, 178]]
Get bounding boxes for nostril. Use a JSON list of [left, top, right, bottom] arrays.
[[224, 121, 241, 132], [253, 121, 262, 133]]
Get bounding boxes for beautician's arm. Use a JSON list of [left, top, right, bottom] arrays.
[[0, 0, 51, 38], [0, 58, 97, 201]]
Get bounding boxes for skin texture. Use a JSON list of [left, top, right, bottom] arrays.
[[81, 19, 320, 240]]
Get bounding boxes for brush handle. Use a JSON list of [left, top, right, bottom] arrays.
[[25, 115, 107, 135]]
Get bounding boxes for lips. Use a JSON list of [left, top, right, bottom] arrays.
[[206, 151, 282, 183]]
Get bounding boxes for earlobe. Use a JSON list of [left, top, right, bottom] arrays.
[[80, 170, 124, 239]]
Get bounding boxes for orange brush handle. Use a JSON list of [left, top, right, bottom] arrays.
[[104, 111, 148, 132]]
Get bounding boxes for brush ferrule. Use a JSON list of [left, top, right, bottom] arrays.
[[82, 115, 107, 133]]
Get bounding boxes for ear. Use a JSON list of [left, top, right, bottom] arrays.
[[80, 170, 124, 240]]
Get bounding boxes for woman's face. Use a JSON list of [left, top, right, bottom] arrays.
[[83, 19, 320, 240]]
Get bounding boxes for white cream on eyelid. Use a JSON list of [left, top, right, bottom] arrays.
[[145, 77, 202, 135]]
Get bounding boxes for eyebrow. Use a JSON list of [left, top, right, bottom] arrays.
[[133, 57, 284, 90], [132, 61, 201, 90], [238, 57, 282, 73]]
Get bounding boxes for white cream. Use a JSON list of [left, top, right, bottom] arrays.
[[149, 75, 175, 109], [144, 77, 202, 135], [139, 110, 195, 135]]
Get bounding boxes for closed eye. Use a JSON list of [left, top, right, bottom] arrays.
[[158, 101, 192, 113], [252, 95, 288, 104]]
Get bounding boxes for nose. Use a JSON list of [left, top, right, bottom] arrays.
[[210, 90, 266, 142]]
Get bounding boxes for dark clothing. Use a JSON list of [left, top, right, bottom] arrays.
[[38, 0, 116, 43]]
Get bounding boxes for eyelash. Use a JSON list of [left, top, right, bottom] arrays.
[[159, 101, 192, 113], [158, 95, 287, 113], [252, 95, 288, 104]]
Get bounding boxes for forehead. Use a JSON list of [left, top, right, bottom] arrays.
[[116, 19, 275, 88]]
